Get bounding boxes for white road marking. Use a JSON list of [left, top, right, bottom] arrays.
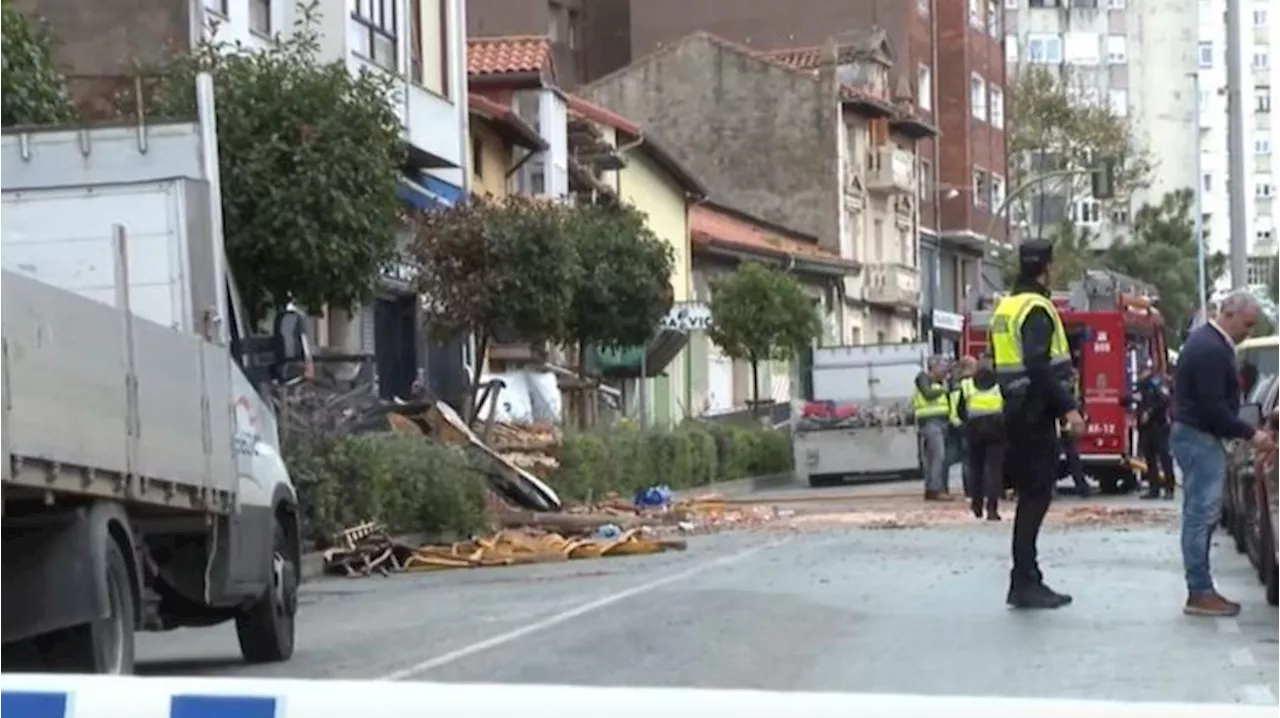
[[1237, 684, 1277, 705], [1216, 617, 1242, 634], [1229, 647, 1258, 668], [378, 540, 784, 681]]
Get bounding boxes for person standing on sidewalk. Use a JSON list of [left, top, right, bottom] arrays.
[[913, 356, 952, 501], [1130, 363, 1175, 500], [956, 354, 1006, 521], [989, 239, 1085, 610], [1171, 291, 1274, 617]]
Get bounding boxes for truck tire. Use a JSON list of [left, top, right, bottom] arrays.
[[235, 514, 298, 664], [37, 537, 136, 674]]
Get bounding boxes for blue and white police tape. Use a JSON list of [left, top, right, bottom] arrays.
[[2, 674, 1275, 718]]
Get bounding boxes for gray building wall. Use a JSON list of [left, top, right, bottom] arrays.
[[581, 34, 841, 251]]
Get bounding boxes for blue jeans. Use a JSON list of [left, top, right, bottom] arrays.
[[920, 420, 948, 493], [1169, 422, 1228, 596]]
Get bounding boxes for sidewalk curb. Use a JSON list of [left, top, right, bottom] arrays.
[[299, 471, 797, 582]]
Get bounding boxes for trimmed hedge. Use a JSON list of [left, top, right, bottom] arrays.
[[286, 423, 793, 546]]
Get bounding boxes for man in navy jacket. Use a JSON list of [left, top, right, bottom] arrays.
[[1171, 291, 1274, 617]]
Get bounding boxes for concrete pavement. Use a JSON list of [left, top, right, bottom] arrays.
[[137, 495, 1278, 706]]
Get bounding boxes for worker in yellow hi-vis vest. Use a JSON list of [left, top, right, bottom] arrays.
[[954, 354, 1006, 521], [948, 356, 978, 496], [989, 239, 1085, 611], [912, 355, 952, 500]]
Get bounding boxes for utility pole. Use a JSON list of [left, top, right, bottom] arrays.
[[1191, 71, 1208, 317], [1226, 0, 1249, 288]]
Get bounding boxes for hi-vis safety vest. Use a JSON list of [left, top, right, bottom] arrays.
[[912, 380, 950, 421], [988, 292, 1073, 394], [948, 387, 963, 426], [960, 377, 1004, 418]]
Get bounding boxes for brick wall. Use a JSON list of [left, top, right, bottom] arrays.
[[582, 35, 841, 252]]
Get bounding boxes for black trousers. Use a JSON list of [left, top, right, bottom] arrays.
[[966, 432, 1006, 505], [1006, 423, 1058, 586], [1139, 422, 1174, 488], [1059, 432, 1089, 491]]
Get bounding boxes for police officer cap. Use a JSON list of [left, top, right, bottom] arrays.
[[1018, 239, 1054, 267]]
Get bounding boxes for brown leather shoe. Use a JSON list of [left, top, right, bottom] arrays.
[[1183, 592, 1242, 617]]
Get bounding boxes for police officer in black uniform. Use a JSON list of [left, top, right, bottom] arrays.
[[1130, 363, 1175, 499], [991, 239, 1085, 610]]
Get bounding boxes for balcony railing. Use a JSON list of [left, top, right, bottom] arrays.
[[866, 145, 915, 195], [864, 263, 920, 309]]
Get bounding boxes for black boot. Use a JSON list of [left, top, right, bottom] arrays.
[[1140, 483, 1161, 500], [1162, 485, 1175, 500], [971, 498, 983, 518], [986, 500, 1001, 521], [1007, 572, 1072, 609]]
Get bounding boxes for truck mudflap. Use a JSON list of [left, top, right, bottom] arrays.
[[1, 674, 1275, 718], [1, 502, 137, 645]]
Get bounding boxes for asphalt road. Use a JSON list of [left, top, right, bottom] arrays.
[[136, 493, 1278, 706]]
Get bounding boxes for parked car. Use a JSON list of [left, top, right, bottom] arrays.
[[1223, 336, 1277, 537], [1224, 373, 1279, 606]]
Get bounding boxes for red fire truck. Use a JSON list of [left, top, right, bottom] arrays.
[[962, 270, 1169, 494]]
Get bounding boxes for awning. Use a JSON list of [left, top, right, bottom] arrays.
[[397, 172, 465, 212], [585, 331, 690, 379]]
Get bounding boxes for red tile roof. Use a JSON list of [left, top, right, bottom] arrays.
[[467, 36, 553, 77], [690, 205, 852, 266], [565, 95, 642, 136], [765, 46, 823, 70]]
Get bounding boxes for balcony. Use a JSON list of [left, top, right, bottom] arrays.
[[866, 145, 915, 195], [864, 263, 920, 309]]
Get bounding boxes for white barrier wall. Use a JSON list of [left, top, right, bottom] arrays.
[[1, 675, 1274, 718]]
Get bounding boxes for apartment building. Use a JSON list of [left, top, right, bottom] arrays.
[[16, 0, 472, 401], [1003, 0, 1198, 248], [573, 0, 1004, 355], [1198, 0, 1278, 287]]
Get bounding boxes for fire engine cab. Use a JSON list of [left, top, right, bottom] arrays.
[[962, 270, 1169, 494]]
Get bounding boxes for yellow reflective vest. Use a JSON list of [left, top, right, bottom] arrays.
[[948, 386, 963, 426], [912, 378, 951, 421], [960, 377, 1004, 418], [988, 292, 1073, 393]]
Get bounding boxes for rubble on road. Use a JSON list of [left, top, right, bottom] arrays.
[[321, 521, 687, 578]]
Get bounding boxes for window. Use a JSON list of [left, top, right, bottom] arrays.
[[1199, 42, 1214, 68], [968, 0, 982, 28], [1108, 89, 1129, 116], [410, 0, 451, 95], [1110, 206, 1130, 226], [351, 0, 398, 70], [1257, 133, 1272, 155], [1258, 180, 1275, 198], [1255, 9, 1268, 28], [548, 2, 560, 41], [991, 175, 1006, 209], [1203, 173, 1213, 192], [249, 0, 270, 35], [918, 64, 932, 111], [973, 168, 989, 207], [472, 136, 484, 178], [1064, 32, 1100, 65], [987, 0, 1001, 35], [1028, 0, 1062, 7], [1070, 198, 1103, 225], [1026, 34, 1063, 64], [970, 74, 987, 120], [1106, 35, 1127, 64], [1258, 229, 1275, 245], [1258, 87, 1272, 113], [1005, 35, 1019, 65], [919, 158, 933, 201], [1254, 51, 1270, 70], [989, 85, 1005, 128], [1075, 87, 1101, 108], [874, 219, 885, 260], [1005, 0, 1019, 8], [1107, 0, 1126, 7], [203, 0, 227, 15], [568, 10, 580, 50], [918, 0, 930, 15]]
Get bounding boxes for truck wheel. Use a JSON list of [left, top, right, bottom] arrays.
[[40, 538, 136, 674], [235, 514, 298, 664]]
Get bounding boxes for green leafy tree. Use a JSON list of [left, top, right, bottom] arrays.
[[407, 195, 577, 419], [562, 202, 675, 361], [1007, 67, 1152, 238], [2, 2, 76, 127], [707, 262, 822, 414], [1106, 189, 1227, 344], [147, 2, 405, 322]]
